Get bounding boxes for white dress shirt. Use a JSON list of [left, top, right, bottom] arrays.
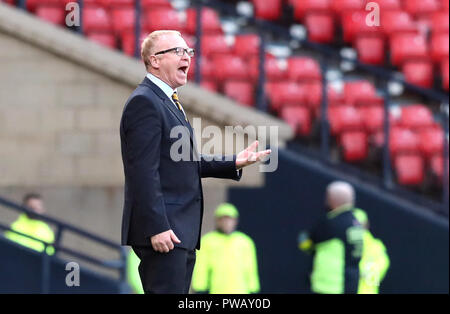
[[146, 73, 187, 118]]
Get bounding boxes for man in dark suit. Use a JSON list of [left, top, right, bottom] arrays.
[[120, 30, 270, 294]]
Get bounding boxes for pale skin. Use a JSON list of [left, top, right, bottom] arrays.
[[147, 33, 271, 253]]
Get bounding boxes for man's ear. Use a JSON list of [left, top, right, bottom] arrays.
[[150, 55, 160, 69]]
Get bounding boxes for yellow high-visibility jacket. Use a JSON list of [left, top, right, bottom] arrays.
[[192, 231, 260, 294], [5, 214, 55, 255], [127, 249, 144, 294]]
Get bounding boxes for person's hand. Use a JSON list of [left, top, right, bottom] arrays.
[[150, 230, 181, 253], [236, 141, 271, 170]]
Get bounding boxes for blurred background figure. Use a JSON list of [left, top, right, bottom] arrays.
[[4, 193, 55, 255], [353, 209, 390, 294], [298, 181, 364, 294], [191, 203, 260, 294], [126, 248, 144, 294]]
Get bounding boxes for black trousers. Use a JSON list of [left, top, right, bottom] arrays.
[[132, 246, 196, 294]]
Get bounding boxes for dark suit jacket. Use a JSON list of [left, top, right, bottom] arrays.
[[120, 77, 241, 250]]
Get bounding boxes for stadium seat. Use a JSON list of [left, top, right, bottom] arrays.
[[35, 5, 65, 26], [292, 0, 331, 21], [343, 81, 377, 106], [145, 9, 185, 33], [111, 7, 139, 34], [381, 11, 418, 36], [83, 5, 112, 33], [390, 34, 428, 66], [212, 55, 249, 82], [440, 0, 449, 10], [418, 127, 444, 158], [342, 10, 381, 43], [2, 0, 16, 6], [394, 154, 425, 186], [430, 155, 448, 184], [186, 7, 222, 35], [120, 31, 147, 56], [305, 13, 335, 43], [331, 0, 365, 16], [187, 57, 215, 81], [141, 0, 172, 10], [249, 55, 286, 83], [87, 32, 116, 49], [107, 0, 134, 7], [280, 106, 313, 136], [431, 12, 449, 34], [404, 0, 440, 18], [360, 106, 384, 134], [265, 81, 306, 113], [442, 59, 449, 91], [308, 83, 345, 117], [390, 127, 420, 155], [328, 105, 363, 135], [431, 32, 449, 63], [399, 105, 435, 130], [251, 0, 282, 21], [355, 35, 385, 65], [200, 34, 231, 58], [200, 80, 219, 92], [223, 81, 255, 107], [372, 0, 401, 10], [340, 131, 369, 162], [402, 60, 434, 88], [287, 57, 321, 82], [233, 34, 261, 59]]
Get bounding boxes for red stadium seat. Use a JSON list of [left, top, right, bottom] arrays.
[[292, 0, 331, 21], [145, 9, 185, 33], [251, 0, 282, 21], [35, 5, 65, 26], [390, 34, 428, 66], [1, 0, 16, 6], [87, 32, 117, 49], [430, 155, 449, 184], [200, 34, 231, 58], [223, 81, 254, 107], [342, 10, 381, 43], [418, 127, 444, 158], [431, 32, 449, 63], [381, 11, 418, 36], [442, 59, 449, 91], [141, 0, 172, 9], [281, 106, 313, 136], [390, 127, 420, 155], [187, 57, 214, 81], [287, 57, 321, 82], [212, 55, 249, 82], [308, 83, 345, 116], [186, 7, 222, 35], [328, 105, 363, 135], [394, 154, 425, 186], [249, 55, 286, 82], [305, 13, 335, 43], [355, 36, 385, 65], [343, 81, 377, 106], [83, 6, 112, 33], [440, 0, 449, 10], [360, 106, 384, 134], [265, 81, 306, 113], [107, 0, 134, 7], [431, 12, 449, 34], [233, 34, 261, 59], [340, 131, 368, 162], [120, 31, 147, 56], [404, 0, 440, 17], [331, 0, 365, 15], [399, 105, 435, 130], [371, 0, 401, 10], [200, 80, 219, 92], [111, 7, 140, 34], [402, 60, 434, 88]]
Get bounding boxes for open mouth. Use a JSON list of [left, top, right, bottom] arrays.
[[178, 66, 189, 75]]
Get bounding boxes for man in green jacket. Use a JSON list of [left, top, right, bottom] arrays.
[[5, 193, 55, 255], [191, 203, 260, 294], [298, 181, 364, 294], [352, 209, 390, 294]]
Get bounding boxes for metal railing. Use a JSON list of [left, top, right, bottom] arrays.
[[0, 195, 128, 294]]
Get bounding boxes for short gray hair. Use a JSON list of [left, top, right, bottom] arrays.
[[326, 181, 355, 208], [141, 30, 182, 70]]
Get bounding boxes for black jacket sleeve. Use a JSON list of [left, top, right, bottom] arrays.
[[200, 155, 242, 180], [123, 95, 170, 239]]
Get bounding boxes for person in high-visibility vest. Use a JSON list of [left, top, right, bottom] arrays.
[[298, 181, 364, 294], [4, 193, 55, 255], [127, 249, 144, 294], [352, 209, 390, 294], [191, 203, 260, 294]]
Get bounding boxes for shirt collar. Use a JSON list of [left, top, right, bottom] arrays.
[[146, 73, 177, 100]]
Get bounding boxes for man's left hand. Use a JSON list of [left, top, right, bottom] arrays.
[[236, 141, 271, 170]]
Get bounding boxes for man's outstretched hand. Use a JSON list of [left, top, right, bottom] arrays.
[[151, 230, 181, 253], [236, 141, 271, 170]]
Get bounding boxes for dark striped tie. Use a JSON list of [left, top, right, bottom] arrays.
[[172, 92, 188, 122]]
